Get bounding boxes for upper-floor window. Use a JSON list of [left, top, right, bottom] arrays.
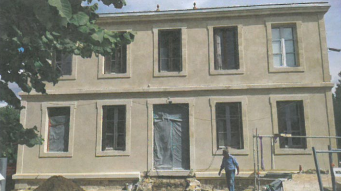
[[216, 102, 243, 149], [54, 51, 72, 76], [104, 45, 127, 74], [102, 105, 126, 151], [272, 27, 297, 67], [158, 29, 182, 72], [47, 107, 70, 152], [214, 27, 239, 70], [277, 101, 306, 149]]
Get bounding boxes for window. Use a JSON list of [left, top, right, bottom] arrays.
[[54, 51, 72, 75], [102, 105, 126, 151], [216, 102, 243, 149], [104, 45, 127, 74], [277, 101, 306, 149], [214, 27, 239, 70], [158, 29, 182, 72], [47, 107, 70, 152], [272, 27, 296, 67]]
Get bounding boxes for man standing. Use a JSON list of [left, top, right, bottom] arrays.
[[218, 148, 239, 191]]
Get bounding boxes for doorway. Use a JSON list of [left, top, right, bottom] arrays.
[[153, 104, 190, 170]]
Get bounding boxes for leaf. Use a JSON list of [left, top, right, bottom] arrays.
[[78, 26, 89, 33], [70, 12, 89, 26], [91, 30, 104, 42], [48, 0, 72, 20], [46, 31, 54, 40]]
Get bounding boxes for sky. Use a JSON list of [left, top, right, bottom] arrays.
[[1, 0, 340, 107]]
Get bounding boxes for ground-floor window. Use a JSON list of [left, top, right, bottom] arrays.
[[102, 105, 126, 151], [216, 102, 244, 149], [277, 101, 307, 149], [47, 107, 70, 152]]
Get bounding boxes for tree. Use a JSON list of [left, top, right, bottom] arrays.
[[0, 0, 134, 109], [0, 106, 43, 162], [334, 72, 341, 148], [0, 0, 134, 156]]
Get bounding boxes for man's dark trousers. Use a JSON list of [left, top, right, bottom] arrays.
[[225, 169, 235, 191]]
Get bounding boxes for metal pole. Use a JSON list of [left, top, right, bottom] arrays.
[[256, 129, 260, 191], [328, 145, 336, 191], [253, 130, 257, 191], [271, 137, 274, 170], [312, 147, 324, 191]]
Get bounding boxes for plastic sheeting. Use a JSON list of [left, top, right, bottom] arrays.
[[153, 104, 190, 170], [48, 115, 69, 152]]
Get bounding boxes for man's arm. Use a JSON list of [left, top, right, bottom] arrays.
[[234, 157, 240, 175]]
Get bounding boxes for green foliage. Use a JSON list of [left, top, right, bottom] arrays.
[[0, 0, 134, 109], [334, 72, 341, 138], [0, 106, 43, 162]]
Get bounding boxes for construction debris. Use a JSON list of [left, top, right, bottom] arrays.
[[34, 176, 84, 191]]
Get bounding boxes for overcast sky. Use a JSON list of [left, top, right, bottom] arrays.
[[1, 0, 340, 107]]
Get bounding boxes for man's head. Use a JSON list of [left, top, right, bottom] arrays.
[[223, 148, 229, 157]]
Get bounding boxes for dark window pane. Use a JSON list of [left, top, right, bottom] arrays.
[[102, 105, 126, 151], [215, 102, 243, 149], [214, 27, 239, 70], [277, 101, 306, 149], [104, 45, 127, 74], [55, 51, 72, 76], [48, 107, 70, 152], [116, 134, 125, 150], [158, 29, 182, 72]]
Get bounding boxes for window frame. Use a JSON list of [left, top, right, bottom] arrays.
[[266, 21, 305, 73], [40, 102, 76, 158], [208, 25, 244, 75], [96, 100, 132, 156], [270, 95, 311, 155], [98, 30, 132, 79], [104, 45, 127, 74], [52, 51, 77, 80], [276, 101, 307, 149], [209, 97, 249, 156], [102, 105, 126, 151], [153, 24, 187, 77], [215, 102, 244, 150]]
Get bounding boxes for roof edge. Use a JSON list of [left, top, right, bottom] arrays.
[[98, 2, 330, 22]]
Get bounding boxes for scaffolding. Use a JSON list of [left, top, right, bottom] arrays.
[[253, 129, 341, 191]]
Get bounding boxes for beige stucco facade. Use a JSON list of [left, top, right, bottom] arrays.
[[14, 2, 337, 189]]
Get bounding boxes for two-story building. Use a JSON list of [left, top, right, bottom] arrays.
[[13, 2, 336, 190]]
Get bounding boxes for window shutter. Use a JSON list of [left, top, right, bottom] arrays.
[[104, 56, 112, 74], [214, 31, 223, 70]]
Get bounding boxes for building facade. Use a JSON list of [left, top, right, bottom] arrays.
[[14, 2, 336, 190]]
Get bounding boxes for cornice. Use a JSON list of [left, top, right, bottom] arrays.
[[98, 2, 330, 23], [19, 82, 334, 98]]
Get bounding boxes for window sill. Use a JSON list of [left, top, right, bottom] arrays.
[[98, 73, 131, 79], [59, 75, 76, 81], [96, 150, 130, 157], [269, 66, 305, 73], [39, 151, 73, 158], [153, 71, 187, 77], [274, 148, 311, 155], [213, 148, 249, 156], [210, 69, 244, 75], [148, 170, 192, 177]]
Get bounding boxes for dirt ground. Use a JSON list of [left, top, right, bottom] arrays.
[[283, 174, 341, 191]]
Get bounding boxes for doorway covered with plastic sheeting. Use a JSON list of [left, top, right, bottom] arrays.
[[153, 104, 190, 170]]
